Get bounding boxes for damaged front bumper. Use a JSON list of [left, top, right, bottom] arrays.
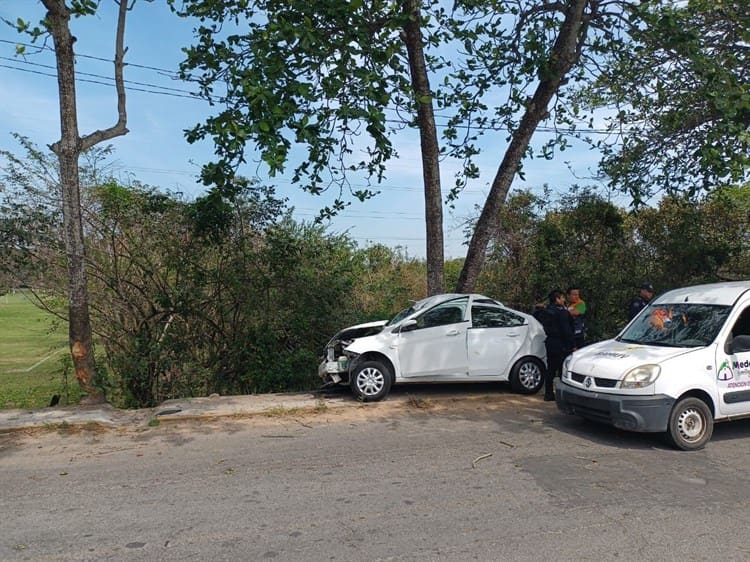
[[318, 359, 347, 384], [318, 348, 357, 385]]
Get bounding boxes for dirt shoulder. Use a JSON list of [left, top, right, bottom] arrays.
[[1, 391, 550, 460]]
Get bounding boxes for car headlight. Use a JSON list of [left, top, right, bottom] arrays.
[[620, 364, 660, 389]]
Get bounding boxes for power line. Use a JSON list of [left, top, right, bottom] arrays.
[[0, 38, 182, 76], [0, 43, 613, 135], [0, 56, 199, 97], [0, 61, 203, 101], [111, 163, 555, 196]]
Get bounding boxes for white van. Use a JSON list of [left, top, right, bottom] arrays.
[[556, 281, 750, 450]]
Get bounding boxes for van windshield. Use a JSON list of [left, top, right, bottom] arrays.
[[618, 303, 731, 348]]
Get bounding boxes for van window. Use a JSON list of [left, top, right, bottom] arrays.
[[618, 303, 731, 348], [730, 307, 750, 339]]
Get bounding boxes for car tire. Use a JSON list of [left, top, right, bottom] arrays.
[[350, 360, 393, 402], [509, 357, 544, 394], [664, 397, 713, 451]]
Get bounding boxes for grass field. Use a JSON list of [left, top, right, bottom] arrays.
[[0, 291, 80, 409]]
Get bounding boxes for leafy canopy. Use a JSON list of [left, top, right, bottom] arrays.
[[585, 0, 750, 202]]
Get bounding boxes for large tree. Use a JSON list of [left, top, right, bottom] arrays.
[[171, 0, 448, 294], [7, 1, 133, 402], [174, 0, 644, 294], [451, 0, 630, 291]]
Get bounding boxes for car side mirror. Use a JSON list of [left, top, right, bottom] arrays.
[[397, 319, 418, 333], [728, 335, 750, 354]]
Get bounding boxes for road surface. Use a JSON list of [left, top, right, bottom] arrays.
[[3, 387, 750, 561]]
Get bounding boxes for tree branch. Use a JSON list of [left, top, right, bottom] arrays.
[[80, 0, 129, 151]]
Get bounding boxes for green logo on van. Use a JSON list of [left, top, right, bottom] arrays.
[[718, 360, 734, 381]]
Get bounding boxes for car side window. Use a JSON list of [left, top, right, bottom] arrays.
[[417, 299, 468, 329], [471, 304, 525, 328]]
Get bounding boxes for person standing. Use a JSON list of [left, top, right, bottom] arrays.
[[534, 290, 575, 401], [566, 286, 586, 349], [627, 283, 655, 320]]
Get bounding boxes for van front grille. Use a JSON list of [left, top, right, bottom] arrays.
[[570, 372, 618, 388]]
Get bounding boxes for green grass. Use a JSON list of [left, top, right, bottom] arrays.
[[0, 291, 80, 410]]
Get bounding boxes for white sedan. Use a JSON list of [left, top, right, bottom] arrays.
[[319, 293, 548, 401]]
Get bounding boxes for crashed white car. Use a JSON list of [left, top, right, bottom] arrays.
[[319, 293, 547, 401]]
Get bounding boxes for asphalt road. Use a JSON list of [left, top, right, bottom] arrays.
[[3, 385, 750, 561]]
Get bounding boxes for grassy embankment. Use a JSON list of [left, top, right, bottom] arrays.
[[0, 291, 79, 409]]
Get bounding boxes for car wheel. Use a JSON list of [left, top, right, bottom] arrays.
[[509, 358, 544, 394], [664, 397, 713, 451], [350, 360, 393, 402]]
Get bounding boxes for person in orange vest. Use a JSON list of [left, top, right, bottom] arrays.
[[566, 286, 586, 349]]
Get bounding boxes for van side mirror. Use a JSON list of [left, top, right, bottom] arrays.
[[397, 319, 418, 333], [728, 335, 750, 354]]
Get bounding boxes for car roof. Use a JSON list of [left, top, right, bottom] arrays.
[[654, 281, 750, 307], [411, 293, 502, 311]]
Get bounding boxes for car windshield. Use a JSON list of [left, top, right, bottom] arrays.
[[386, 295, 463, 327], [386, 306, 416, 327], [618, 303, 731, 348]]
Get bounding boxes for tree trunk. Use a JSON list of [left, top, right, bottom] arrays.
[[456, 0, 589, 293], [43, 0, 131, 403], [403, 0, 444, 296]]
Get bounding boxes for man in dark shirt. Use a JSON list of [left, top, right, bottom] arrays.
[[627, 283, 655, 321], [534, 290, 575, 401]]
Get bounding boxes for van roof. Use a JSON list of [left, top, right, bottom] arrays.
[[655, 281, 750, 306]]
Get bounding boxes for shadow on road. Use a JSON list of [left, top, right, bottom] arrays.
[[317, 380, 750, 451]]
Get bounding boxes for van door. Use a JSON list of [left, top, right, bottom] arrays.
[[717, 302, 750, 416]]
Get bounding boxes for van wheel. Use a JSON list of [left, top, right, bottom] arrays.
[[509, 358, 544, 394], [665, 397, 713, 451], [350, 360, 392, 402]]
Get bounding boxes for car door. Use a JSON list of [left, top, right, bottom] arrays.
[[398, 297, 469, 378], [467, 303, 528, 377], [718, 302, 750, 416]]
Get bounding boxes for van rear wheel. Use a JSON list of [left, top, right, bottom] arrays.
[[665, 397, 713, 451]]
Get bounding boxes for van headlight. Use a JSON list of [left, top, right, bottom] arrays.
[[562, 355, 573, 380], [620, 365, 660, 389]]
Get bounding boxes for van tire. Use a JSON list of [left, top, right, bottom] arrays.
[[350, 360, 393, 402], [509, 357, 545, 394], [665, 397, 713, 451]]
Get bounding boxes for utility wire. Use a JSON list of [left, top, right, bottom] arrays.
[[0, 42, 613, 135], [0, 38, 182, 76], [117, 163, 554, 196], [0, 56, 199, 96], [0, 59, 611, 135]]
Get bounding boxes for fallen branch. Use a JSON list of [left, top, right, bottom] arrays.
[[574, 456, 598, 463], [472, 453, 493, 469]]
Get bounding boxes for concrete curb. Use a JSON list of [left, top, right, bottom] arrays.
[[0, 391, 360, 432], [0, 388, 545, 432]]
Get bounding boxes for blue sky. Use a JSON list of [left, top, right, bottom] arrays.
[[0, 1, 610, 259]]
